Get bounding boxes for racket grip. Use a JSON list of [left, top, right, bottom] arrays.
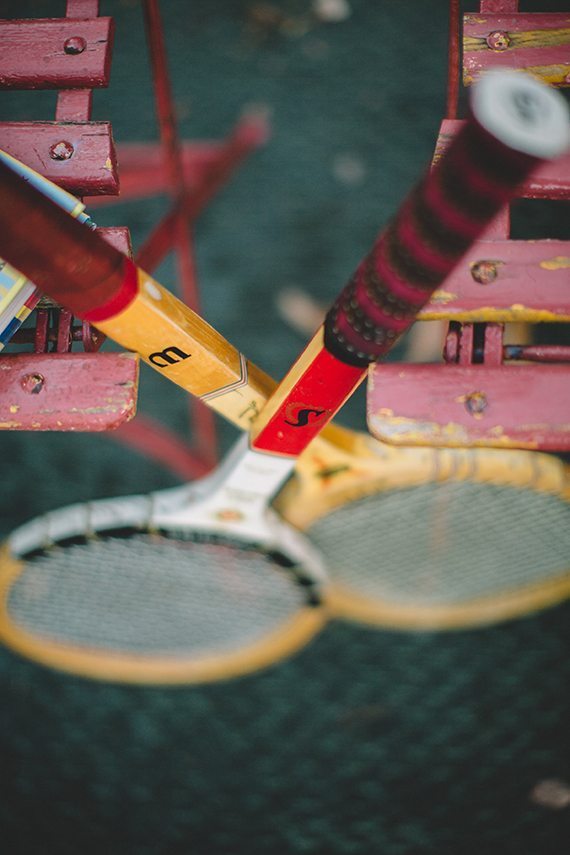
[[324, 71, 570, 367], [0, 157, 134, 320]]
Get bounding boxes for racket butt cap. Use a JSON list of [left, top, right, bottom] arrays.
[[471, 70, 570, 160]]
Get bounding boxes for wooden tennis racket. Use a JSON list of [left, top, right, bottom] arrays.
[[0, 71, 568, 683]]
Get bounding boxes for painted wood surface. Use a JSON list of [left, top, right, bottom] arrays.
[[0, 17, 114, 89], [0, 122, 119, 195], [463, 13, 570, 87], [0, 352, 138, 431], [367, 363, 570, 451], [420, 239, 570, 322]]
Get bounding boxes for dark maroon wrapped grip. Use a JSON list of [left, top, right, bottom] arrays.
[[324, 111, 543, 367]]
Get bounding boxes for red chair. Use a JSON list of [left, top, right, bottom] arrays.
[[367, 0, 570, 451]]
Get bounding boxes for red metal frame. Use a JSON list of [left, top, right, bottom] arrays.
[[107, 0, 268, 476]]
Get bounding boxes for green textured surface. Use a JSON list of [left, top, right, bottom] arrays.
[[1, 1, 569, 853], [0, 607, 569, 854]]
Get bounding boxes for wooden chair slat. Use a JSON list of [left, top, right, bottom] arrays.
[[0, 352, 138, 431], [463, 12, 570, 87], [420, 240, 570, 322], [367, 363, 570, 451], [95, 226, 132, 258], [0, 122, 119, 196], [0, 18, 114, 90]]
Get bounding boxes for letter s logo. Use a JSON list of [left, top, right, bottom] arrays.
[[149, 346, 191, 368], [284, 403, 329, 428]]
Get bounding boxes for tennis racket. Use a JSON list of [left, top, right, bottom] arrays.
[[0, 149, 94, 349], [0, 71, 568, 683]]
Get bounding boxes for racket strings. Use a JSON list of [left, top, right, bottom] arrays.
[[308, 481, 570, 606], [5, 532, 316, 656]]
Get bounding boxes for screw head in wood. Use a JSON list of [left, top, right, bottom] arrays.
[[49, 141, 74, 161], [464, 391, 488, 416], [21, 373, 45, 394], [64, 36, 87, 55], [486, 31, 510, 51], [470, 260, 498, 284]]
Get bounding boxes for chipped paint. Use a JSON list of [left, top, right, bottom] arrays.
[[429, 289, 457, 304], [8, 405, 19, 414], [68, 406, 127, 414], [465, 64, 570, 88], [540, 256, 570, 270], [104, 157, 113, 170], [369, 413, 540, 450], [455, 392, 487, 421], [464, 27, 570, 51], [420, 306, 570, 323]]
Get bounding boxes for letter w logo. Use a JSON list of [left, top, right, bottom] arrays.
[[149, 346, 191, 368]]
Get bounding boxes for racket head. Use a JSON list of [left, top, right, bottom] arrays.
[[0, 485, 327, 685], [275, 434, 570, 629]]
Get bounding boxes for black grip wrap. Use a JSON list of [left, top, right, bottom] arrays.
[[323, 114, 542, 367]]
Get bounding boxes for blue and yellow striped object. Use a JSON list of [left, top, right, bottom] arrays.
[[0, 150, 95, 350]]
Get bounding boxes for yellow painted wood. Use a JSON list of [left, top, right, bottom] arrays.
[[419, 306, 570, 323], [249, 327, 325, 440], [464, 64, 570, 88], [464, 26, 570, 53], [96, 269, 276, 431]]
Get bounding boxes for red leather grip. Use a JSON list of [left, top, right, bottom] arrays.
[[323, 115, 542, 366]]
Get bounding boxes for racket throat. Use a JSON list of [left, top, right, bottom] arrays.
[[151, 435, 327, 585], [152, 435, 294, 538]]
